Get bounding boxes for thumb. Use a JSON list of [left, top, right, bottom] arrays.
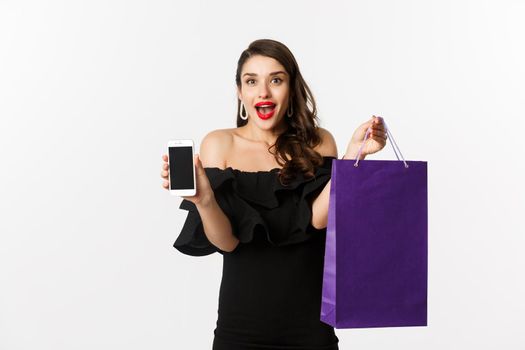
[[194, 154, 203, 174], [361, 117, 373, 131], [365, 115, 377, 129]]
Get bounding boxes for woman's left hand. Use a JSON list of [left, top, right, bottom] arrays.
[[344, 115, 388, 159]]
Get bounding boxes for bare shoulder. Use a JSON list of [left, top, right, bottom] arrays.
[[314, 127, 338, 158], [199, 129, 234, 168]]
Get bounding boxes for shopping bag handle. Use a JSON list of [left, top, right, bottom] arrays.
[[354, 117, 409, 168]]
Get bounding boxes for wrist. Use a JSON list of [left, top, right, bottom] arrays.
[[343, 148, 366, 160], [195, 193, 216, 210]]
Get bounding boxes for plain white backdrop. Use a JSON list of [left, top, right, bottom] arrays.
[[1, 0, 524, 349]]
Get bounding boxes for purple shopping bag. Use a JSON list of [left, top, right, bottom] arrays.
[[320, 121, 428, 328]]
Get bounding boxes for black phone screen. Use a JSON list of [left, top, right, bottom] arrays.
[[168, 146, 195, 190]]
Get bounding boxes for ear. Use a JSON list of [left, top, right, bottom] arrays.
[[236, 86, 242, 101]]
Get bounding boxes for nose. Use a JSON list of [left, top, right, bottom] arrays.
[[258, 82, 270, 99]]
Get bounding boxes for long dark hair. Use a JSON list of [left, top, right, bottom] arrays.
[[235, 39, 324, 186]]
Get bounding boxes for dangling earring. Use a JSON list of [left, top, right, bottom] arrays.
[[239, 101, 248, 120], [287, 101, 293, 118]]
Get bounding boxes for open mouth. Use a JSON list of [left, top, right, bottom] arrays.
[[255, 103, 276, 119]]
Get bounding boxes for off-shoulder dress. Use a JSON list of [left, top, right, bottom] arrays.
[[174, 156, 339, 350]]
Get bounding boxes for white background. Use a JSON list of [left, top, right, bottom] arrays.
[[1, 0, 524, 349]]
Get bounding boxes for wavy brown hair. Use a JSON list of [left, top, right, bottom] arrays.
[[235, 39, 325, 186]]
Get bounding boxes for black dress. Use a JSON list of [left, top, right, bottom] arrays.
[[174, 156, 339, 350]]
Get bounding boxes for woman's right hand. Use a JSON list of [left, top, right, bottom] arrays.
[[161, 153, 215, 206]]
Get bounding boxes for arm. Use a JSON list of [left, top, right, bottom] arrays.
[[311, 116, 387, 229], [196, 196, 239, 253], [195, 130, 239, 252], [310, 129, 366, 230]]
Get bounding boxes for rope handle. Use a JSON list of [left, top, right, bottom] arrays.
[[354, 117, 409, 168]]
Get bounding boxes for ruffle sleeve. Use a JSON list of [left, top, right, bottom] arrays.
[[173, 168, 238, 256], [173, 156, 336, 256], [265, 155, 335, 246]]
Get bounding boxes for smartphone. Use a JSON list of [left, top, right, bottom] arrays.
[[167, 139, 196, 196]]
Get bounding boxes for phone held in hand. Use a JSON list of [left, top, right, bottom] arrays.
[[167, 139, 196, 196]]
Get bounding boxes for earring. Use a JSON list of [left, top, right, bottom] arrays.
[[239, 101, 248, 120], [287, 101, 293, 117]]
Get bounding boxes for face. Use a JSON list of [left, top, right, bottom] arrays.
[[237, 55, 290, 130]]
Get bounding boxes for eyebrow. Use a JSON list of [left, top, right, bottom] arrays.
[[242, 71, 287, 77]]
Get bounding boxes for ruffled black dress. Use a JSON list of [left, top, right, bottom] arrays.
[[174, 156, 339, 350]]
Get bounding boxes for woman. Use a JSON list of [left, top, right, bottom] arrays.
[[161, 39, 387, 349]]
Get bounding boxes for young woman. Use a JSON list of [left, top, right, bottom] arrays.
[[161, 39, 387, 350]]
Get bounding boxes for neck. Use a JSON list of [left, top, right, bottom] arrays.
[[242, 119, 289, 146]]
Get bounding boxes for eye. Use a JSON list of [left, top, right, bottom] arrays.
[[246, 79, 255, 85], [272, 77, 282, 84]]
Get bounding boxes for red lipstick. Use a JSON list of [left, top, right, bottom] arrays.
[[254, 101, 276, 120]]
